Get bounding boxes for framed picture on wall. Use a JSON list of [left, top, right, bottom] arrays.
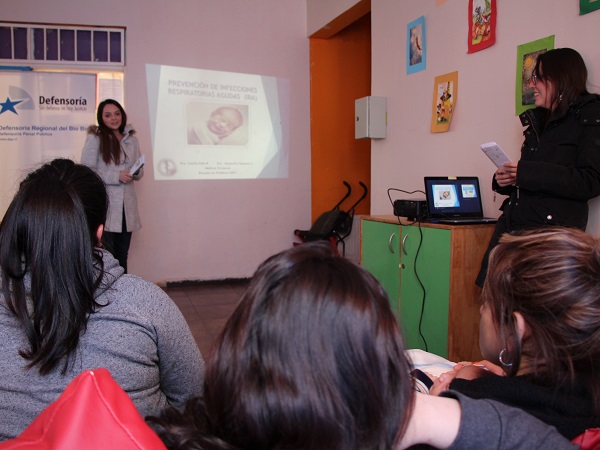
[[515, 35, 555, 116], [467, 0, 496, 53], [430, 71, 458, 133], [406, 16, 426, 75], [580, 0, 600, 15]]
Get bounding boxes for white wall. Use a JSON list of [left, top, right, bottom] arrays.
[[369, 0, 600, 235], [306, 0, 361, 35], [5, 0, 311, 283]]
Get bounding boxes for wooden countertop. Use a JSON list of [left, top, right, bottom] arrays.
[[361, 215, 496, 230]]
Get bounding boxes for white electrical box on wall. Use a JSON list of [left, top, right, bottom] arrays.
[[355, 96, 387, 139]]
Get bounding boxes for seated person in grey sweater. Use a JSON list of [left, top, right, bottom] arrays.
[[0, 159, 205, 440], [428, 228, 600, 440], [148, 242, 573, 449]]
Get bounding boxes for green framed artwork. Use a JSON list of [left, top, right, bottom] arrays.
[[515, 35, 554, 116], [580, 0, 600, 15]]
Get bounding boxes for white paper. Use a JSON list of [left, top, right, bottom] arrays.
[[130, 154, 145, 175], [480, 142, 511, 168]]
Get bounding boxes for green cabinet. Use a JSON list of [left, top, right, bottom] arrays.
[[361, 216, 495, 362], [361, 220, 401, 314], [361, 219, 450, 357]]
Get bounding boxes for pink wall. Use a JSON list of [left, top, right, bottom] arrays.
[[306, 0, 363, 36], [307, 0, 600, 236], [5, 0, 311, 283], [369, 0, 600, 236]]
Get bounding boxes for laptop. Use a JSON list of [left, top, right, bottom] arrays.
[[423, 176, 497, 224]]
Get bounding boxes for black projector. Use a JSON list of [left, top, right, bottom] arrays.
[[393, 199, 428, 220]]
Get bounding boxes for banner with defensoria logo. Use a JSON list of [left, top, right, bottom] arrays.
[[0, 71, 96, 217]]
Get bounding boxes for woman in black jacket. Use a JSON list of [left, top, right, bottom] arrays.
[[476, 47, 600, 286]]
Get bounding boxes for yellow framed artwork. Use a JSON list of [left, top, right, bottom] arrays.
[[431, 71, 458, 133]]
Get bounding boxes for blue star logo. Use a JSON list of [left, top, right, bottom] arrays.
[[0, 97, 24, 115]]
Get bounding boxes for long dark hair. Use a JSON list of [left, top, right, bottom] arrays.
[[0, 158, 108, 374], [533, 47, 590, 115], [483, 228, 600, 413], [93, 99, 129, 165], [150, 242, 414, 449]]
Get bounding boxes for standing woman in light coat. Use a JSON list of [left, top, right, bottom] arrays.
[[81, 99, 143, 273]]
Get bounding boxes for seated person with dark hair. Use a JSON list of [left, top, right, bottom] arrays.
[[149, 241, 574, 449], [429, 228, 600, 440], [0, 158, 205, 440]]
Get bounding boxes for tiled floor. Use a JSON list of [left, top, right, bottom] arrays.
[[162, 281, 249, 358]]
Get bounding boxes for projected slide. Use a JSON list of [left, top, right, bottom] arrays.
[[146, 64, 289, 180]]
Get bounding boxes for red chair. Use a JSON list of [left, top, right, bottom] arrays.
[[573, 428, 600, 450], [0, 369, 166, 450]]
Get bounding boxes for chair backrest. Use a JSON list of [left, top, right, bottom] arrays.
[[572, 428, 600, 450], [0, 368, 166, 450]]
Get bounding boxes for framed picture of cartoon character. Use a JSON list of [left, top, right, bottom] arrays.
[[467, 0, 496, 53], [431, 71, 458, 133]]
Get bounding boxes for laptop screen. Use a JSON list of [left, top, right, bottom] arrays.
[[424, 176, 484, 219]]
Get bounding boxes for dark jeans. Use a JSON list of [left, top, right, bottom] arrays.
[[102, 208, 132, 273]]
